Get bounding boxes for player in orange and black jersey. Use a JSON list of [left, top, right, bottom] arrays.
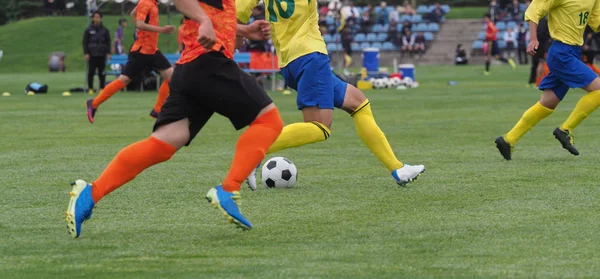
[[86, 0, 175, 123], [483, 13, 516, 75], [65, 0, 282, 238]]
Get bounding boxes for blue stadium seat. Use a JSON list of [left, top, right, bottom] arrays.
[[416, 5, 429, 14], [519, 3, 527, 12], [412, 14, 423, 22], [397, 23, 403, 30], [351, 42, 360, 51], [496, 21, 506, 31], [354, 33, 366, 42], [424, 32, 434, 41], [373, 24, 384, 32], [472, 40, 484, 49], [478, 31, 486, 40], [402, 15, 411, 22], [326, 43, 338, 52], [498, 40, 507, 49], [507, 21, 517, 29], [377, 33, 387, 41], [333, 33, 341, 41], [428, 5, 436, 12], [360, 42, 371, 49], [428, 23, 440, 32], [375, 6, 382, 13], [386, 7, 395, 14], [382, 24, 389, 31], [366, 33, 377, 41], [371, 42, 382, 49], [441, 4, 450, 14], [382, 42, 395, 50], [323, 34, 333, 43], [416, 23, 428, 32], [326, 17, 334, 25]]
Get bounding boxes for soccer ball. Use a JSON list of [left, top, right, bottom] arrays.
[[261, 157, 298, 188], [372, 78, 385, 89], [110, 64, 121, 71], [381, 77, 391, 88], [402, 77, 414, 88], [389, 77, 402, 87]]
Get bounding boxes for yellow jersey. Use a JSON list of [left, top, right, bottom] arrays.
[[525, 0, 600, 46], [237, 0, 327, 67]]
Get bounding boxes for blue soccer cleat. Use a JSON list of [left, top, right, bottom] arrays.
[[392, 164, 426, 186], [206, 185, 252, 230], [65, 179, 95, 238]]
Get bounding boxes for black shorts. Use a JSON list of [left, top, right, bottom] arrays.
[[121, 50, 172, 78], [153, 52, 273, 146], [490, 41, 501, 56], [535, 39, 550, 60]]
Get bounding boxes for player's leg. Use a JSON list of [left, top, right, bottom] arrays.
[[202, 53, 283, 228], [338, 76, 424, 185], [493, 42, 516, 70], [151, 51, 174, 117], [98, 56, 107, 91], [86, 57, 98, 93], [484, 41, 492, 75]]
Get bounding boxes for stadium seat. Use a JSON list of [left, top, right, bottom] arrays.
[[498, 40, 507, 49], [428, 23, 440, 32], [496, 21, 506, 31], [441, 4, 450, 14], [416, 5, 429, 14], [351, 42, 360, 51], [375, 6, 382, 13], [402, 15, 411, 22], [472, 40, 484, 49], [371, 42, 382, 49], [354, 33, 366, 42], [397, 23, 403, 30], [325, 17, 335, 26], [478, 31, 486, 40], [416, 23, 428, 32], [360, 42, 370, 49], [507, 21, 517, 29], [323, 34, 333, 43], [366, 33, 377, 41], [333, 33, 341, 41], [519, 3, 527, 12], [377, 33, 388, 41], [382, 42, 395, 50], [382, 24, 389, 31], [428, 5, 436, 12], [412, 14, 423, 22], [373, 24, 384, 32], [424, 32, 434, 41]]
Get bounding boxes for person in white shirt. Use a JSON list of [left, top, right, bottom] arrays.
[[401, 30, 416, 55], [503, 27, 517, 59]]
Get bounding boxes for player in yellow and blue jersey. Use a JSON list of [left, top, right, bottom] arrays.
[[495, 0, 600, 160], [237, 0, 425, 188]]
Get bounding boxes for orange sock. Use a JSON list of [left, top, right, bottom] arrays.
[[536, 63, 550, 87], [153, 80, 170, 113], [91, 136, 177, 203], [588, 63, 600, 75], [222, 108, 283, 192], [92, 79, 126, 109]]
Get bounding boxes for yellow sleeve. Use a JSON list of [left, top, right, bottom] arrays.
[[588, 0, 600, 32], [524, 0, 556, 24], [236, 0, 260, 24]]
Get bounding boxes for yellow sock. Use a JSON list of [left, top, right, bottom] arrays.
[[505, 102, 554, 145], [352, 100, 403, 172], [560, 90, 600, 131], [267, 122, 331, 154]]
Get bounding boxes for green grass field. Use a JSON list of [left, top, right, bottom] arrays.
[[1, 65, 600, 278]]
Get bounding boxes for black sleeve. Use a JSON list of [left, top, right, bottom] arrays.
[[83, 28, 90, 54], [105, 27, 111, 54]]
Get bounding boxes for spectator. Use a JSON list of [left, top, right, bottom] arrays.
[[413, 32, 426, 57], [504, 27, 517, 59], [360, 4, 375, 33], [517, 23, 528, 64], [455, 44, 468, 65], [429, 2, 445, 23], [319, 5, 328, 16], [328, 0, 342, 16], [387, 19, 400, 46], [341, 1, 360, 26], [399, 2, 416, 15], [377, 2, 389, 25], [506, 0, 521, 20], [402, 19, 412, 36], [389, 6, 400, 23], [401, 30, 416, 55], [113, 18, 127, 55], [489, 0, 500, 22], [45, 0, 56, 16], [83, 11, 110, 94]]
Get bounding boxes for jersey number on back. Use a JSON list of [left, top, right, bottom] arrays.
[[267, 0, 295, 22], [579, 12, 589, 25]]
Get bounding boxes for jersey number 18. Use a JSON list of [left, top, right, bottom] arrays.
[[579, 11, 589, 25]]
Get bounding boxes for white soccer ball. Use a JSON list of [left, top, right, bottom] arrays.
[[412, 81, 419, 88], [110, 64, 119, 71], [402, 77, 414, 88], [389, 77, 402, 87], [372, 78, 385, 89], [261, 157, 298, 188]]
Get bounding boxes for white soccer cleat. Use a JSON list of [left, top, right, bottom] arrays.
[[245, 164, 260, 191], [392, 164, 425, 186]]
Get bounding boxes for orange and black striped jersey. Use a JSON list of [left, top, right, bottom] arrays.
[[131, 0, 160, 54]]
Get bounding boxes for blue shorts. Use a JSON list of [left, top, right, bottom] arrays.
[[281, 52, 348, 110], [539, 41, 597, 100]]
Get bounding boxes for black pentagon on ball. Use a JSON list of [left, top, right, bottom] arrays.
[[265, 178, 276, 188], [281, 169, 292, 181], [266, 160, 277, 170]]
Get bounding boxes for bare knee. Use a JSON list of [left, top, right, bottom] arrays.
[[151, 119, 190, 149], [341, 84, 367, 114], [539, 89, 560, 109], [302, 106, 333, 129], [159, 67, 174, 80], [583, 77, 600, 92], [118, 75, 132, 85]]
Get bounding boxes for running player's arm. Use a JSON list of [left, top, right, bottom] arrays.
[[133, 2, 172, 34], [587, 0, 600, 32], [524, 0, 556, 53], [235, 0, 260, 48], [173, 0, 216, 49]]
